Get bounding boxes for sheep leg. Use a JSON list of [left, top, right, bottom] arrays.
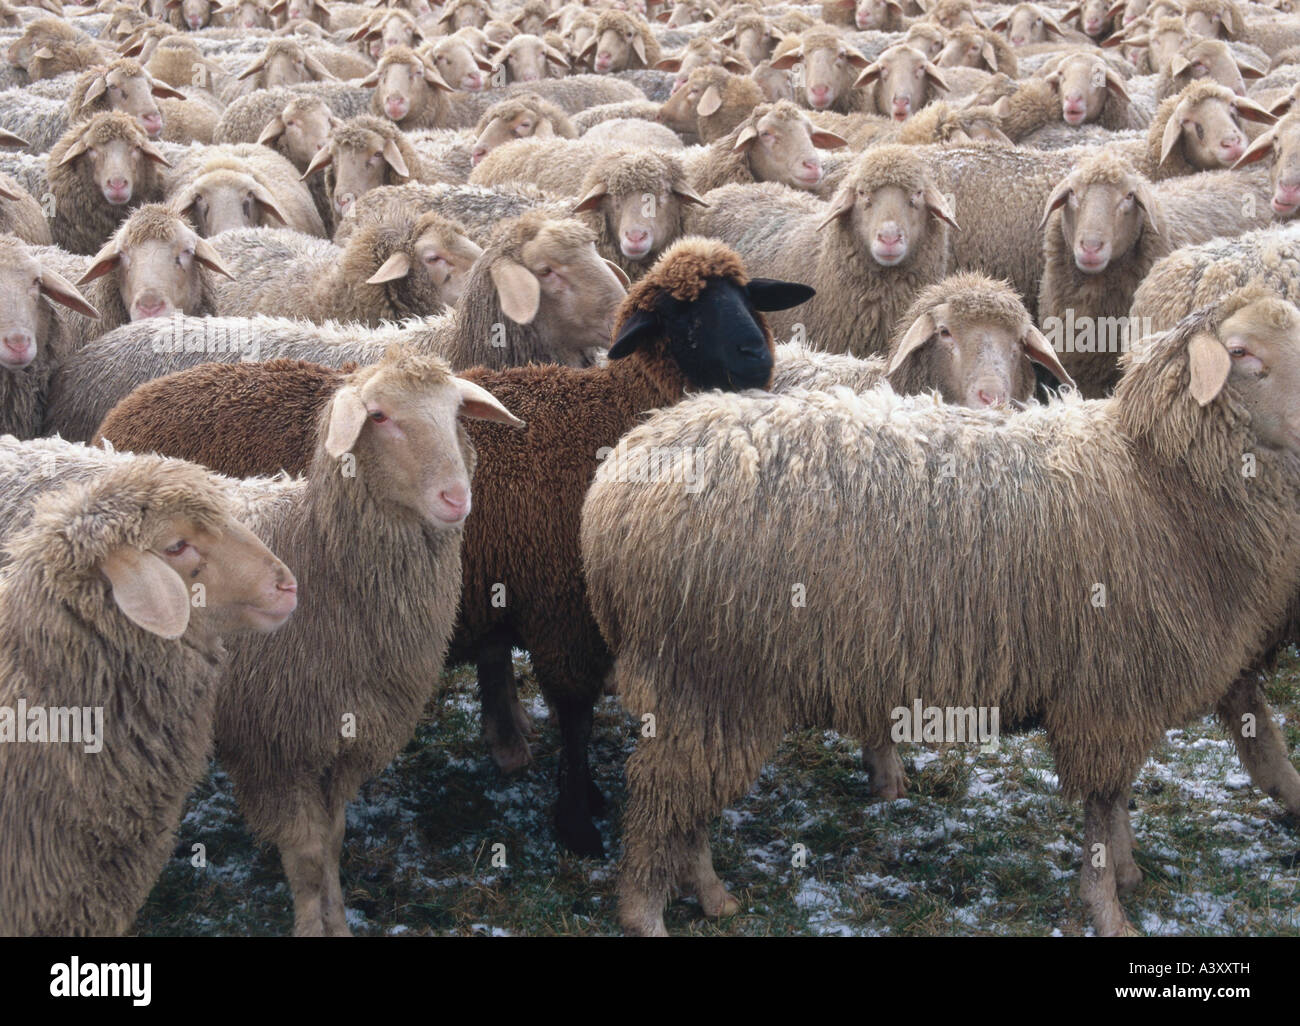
[[1216, 671, 1300, 816], [477, 640, 533, 774], [619, 742, 686, 936], [862, 742, 908, 800], [682, 827, 740, 919], [320, 788, 352, 938], [1108, 796, 1142, 898], [1079, 792, 1138, 937], [277, 796, 330, 937], [552, 693, 605, 858]]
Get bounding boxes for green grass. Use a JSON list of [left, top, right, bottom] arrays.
[[134, 651, 1300, 936]]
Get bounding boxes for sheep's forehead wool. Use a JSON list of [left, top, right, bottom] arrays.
[[733, 12, 766, 32], [587, 149, 682, 197], [333, 119, 396, 151], [911, 271, 1029, 331], [1074, 149, 1142, 185], [1214, 283, 1293, 328], [625, 237, 749, 311], [689, 64, 732, 89], [760, 100, 811, 127], [284, 96, 329, 118], [1181, 0, 1234, 14], [502, 210, 595, 255], [1179, 79, 1236, 106], [596, 9, 644, 33], [849, 145, 930, 194], [414, 209, 467, 242], [1152, 16, 1188, 34], [800, 27, 846, 53], [381, 45, 422, 69], [109, 58, 146, 78], [119, 203, 189, 244], [264, 38, 307, 59], [360, 343, 455, 396], [80, 110, 148, 147]]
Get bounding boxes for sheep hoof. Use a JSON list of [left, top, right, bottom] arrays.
[[700, 888, 740, 920], [557, 816, 605, 859], [509, 696, 535, 738], [489, 734, 533, 774], [1116, 864, 1142, 898]]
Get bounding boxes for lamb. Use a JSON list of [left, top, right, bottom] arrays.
[[299, 114, 421, 224], [580, 10, 661, 73], [936, 24, 1019, 76], [0, 235, 98, 439], [43, 210, 627, 439], [0, 442, 297, 936], [364, 46, 454, 131], [580, 285, 1300, 936], [1143, 80, 1276, 179], [91, 237, 813, 859], [490, 32, 570, 83], [655, 63, 766, 143], [688, 145, 955, 355], [208, 210, 481, 323], [570, 148, 705, 278], [165, 142, 326, 237], [0, 174, 51, 245], [6, 18, 108, 80], [772, 271, 1077, 404], [47, 112, 171, 255], [469, 93, 577, 166], [94, 345, 521, 935]]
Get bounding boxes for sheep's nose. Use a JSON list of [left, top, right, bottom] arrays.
[[877, 225, 902, 243], [1011, 34, 1025, 43], [465, 73, 483, 88], [810, 84, 830, 101], [976, 388, 1004, 407], [471, 146, 488, 164], [1079, 238, 1103, 254], [1, 332, 33, 364], [107, 176, 128, 190], [438, 486, 470, 521], [134, 297, 167, 319], [141, 113, 163, 135], [1221, 135, 1244, 158], [626, 228, 649, 244]]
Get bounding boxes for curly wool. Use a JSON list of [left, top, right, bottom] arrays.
[[622, 236, 749, 317]]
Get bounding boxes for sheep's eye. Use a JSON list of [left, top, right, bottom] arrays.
[[537, 266, 552, 276], [426, 253, 445, 264], [370, 410, 388, 422], [1228, 345, 1248, 358], [1194, 122, 1205, 139], [938, 325, 951, 338], [164, 539, 190, 556]]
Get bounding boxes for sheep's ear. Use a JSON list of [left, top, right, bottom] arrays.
[[654, 56, 682, 71], [607, 307, 659, 359], [257, 114, 287, 144], [534, 117, 555, 138], [1061, 2, 1082, 22], [382, 138, 410, 177], [237, 54, 268, 80], [718, 27, 735, 43], [1238, 60, 1265, 80], [1105, 0, 1125, 18], [303, 53, 338, 80], [490, 257, 540, 323], [1104, 68, 1130, 102], [631, 35, 648, 64], [193, 237, 236, 279], [577, 39, 598, 61], [82, 73, 109, 105], [769, 49, 803, 71], [721, 55, 747, 73], [671, 182, 709, 206], [473, 53, 494, 71], [980, 41, 998, 71], [1235, 96, 1278, 124], [745, 277, 814, 311], [572, 181, 608, 212], [1022, 324, 1075, 390], [58, 135, 93, 167], [139, 140, 172, 167], [101, 546, 191, 639], [546, 47, 570, 68], [1043, 14, 1066, 37], [1222, 5, 1243, 37], [150, 79, 187, 99], [733, 124, 759, 151], [603, 258, 631, 286], [301, 146, 332, 178], [924, 61, 950, 92], [1038, 178, 1072, 231], [422, 62, 454, 90], [923, 184, 959, 228], [816, 185, 856, 230], [853, 61, 882, 88], [885, 311, 935, 375], [1159, 111, 1186, 165], [38, 266, 100, 319], [325, 385, 369, 457], [811, 129, 847, 149], [990, 13, 1009, 30], [78, 240, 123, 284], [366, 251, 411, 283], [0, 179, 21, 200], [1169, 54, 1190, 77], [1271, 94, 1295, 117], [454, 376, 525, 427], [1233, 126, 1276, 168], [251, 183, 289, 226], [32, 47, 55, 61], [359, 70, 380, 88], [697, 84, 722, 116], [1187, 331, 1231, 405], [0, 128, 28, 148]]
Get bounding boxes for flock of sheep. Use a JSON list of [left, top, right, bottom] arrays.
[[0, 0, 1298, 939]]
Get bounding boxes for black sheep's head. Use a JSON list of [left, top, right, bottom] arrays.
[[609, 274, 814, 391]]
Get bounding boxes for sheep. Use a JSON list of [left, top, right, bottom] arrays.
[[1156, 37, 1265, 99], [891, 100, 1014, 144], [214, 83, 371, 159], [1000, 52, 1147, 139], [69, 59, 216, 146], [421, 31, 491, 93], [581, 117, 682, 150], [490, 31, 570, 83], [364, 45, 455, 131], [580, 284, 1300, 936], [165, 142, 326, 237], [300, 113, 423, 225], [0, 149, 49, 203], [91, 236, 813, 858], [6, 18, 108, 80], [654, 36, 750, 91], [767, 27, 874, 114], [43, 210, 628, 439], [218, 0, 272, 30], [94, 345, 520, 935], [469, 93, 576, 166], [0, 235, 98, 438], [0, 442, 297, 936], [350, 7, 423, 56], [569, 148, 705, 278], [47, 112, 171, 255], [717, 11, 787, 66], [655, 63, 766, 144], [990, 2, 1076, 45], [772, 270, 1077, 405], [135, 34, 233, 96], [936, 25, 1019, 76], [572, 99, 663, 134], [1234, 109, 1300, 216], [468, 137, 622, 194], [491, 75, 645, 116], [269, 0, 330, 30], [437, 0, 490, 33], [689, 145, 955, 355], [209, 210, 481, 323], [852, 41, 954, 121], [227, 38, 350, 100], [685, 101, 850, 195], [580, 9, 661, 73], [1143, 80, 1277, 179], [243, 94, 340, 172], [0, 174, 50, 245], [1063, 0, 1119, 40]]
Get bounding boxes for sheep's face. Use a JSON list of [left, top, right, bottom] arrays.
[[262, 46, 325, 88], [730, 25, 772, 66], [81, 220, 229, 321], [931, 3, 978, 29], [413, 224, 483, 308], [137, 513, 298, 636], [1118, 0, 1150, 25], [1171, 40, 1248, 95], [79, 138, 151, 207], [179, 0, 212, 30], [1235, 116, 1300, 217], [1149, 25, 1190, 69], [857, 45, 945, 121], [100, 68, 167, 139], [1072, 0, 1111, 36], [839, 182, 947, 267], [888, 304, 1042, 407], [855, 0, 900, 30], [592, 26, 642, 73], [284, 0, 319, 22], [1184, 7, 1230, 39], [1003, 4, 1053, 45], [936, 31, 997, 72], [429, 41, 485, 91], [499, 37, 553, 83], [739, 108, 847, 191], [1206, 299, 1300, 451], [752, 61, 794, 103], [451, 2, 487, 29], [472, 107, 551, 164], [1048, 56, 1125, 125], [905, 27, 945, 60], [575, 181, 696, 262], [0, 246, 97, 370], [227, 0, 270, 30], [331, 136, 408, 217], [667, 0, 712, 26], [798, 41, 871, 111], [267, 102, 336, 169], [381, 17, 418, 52], [1045, 175, 1158, 273], [175, 170, 288, 236], [1165, 94, 1269, 168], [657, 74, 711, 130]]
